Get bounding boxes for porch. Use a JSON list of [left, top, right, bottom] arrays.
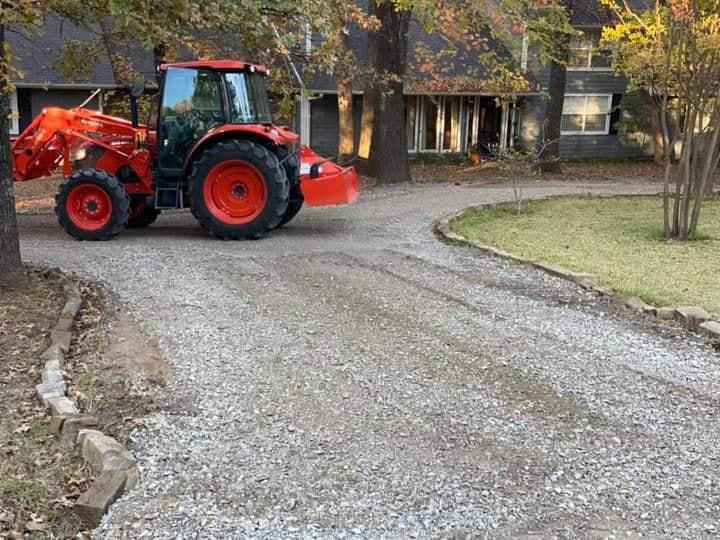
[[301, 93, 516, 158]]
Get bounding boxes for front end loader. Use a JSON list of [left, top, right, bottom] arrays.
[[12, 60, 358, 240]]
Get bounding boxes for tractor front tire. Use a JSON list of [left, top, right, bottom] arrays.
[[128, 199, 160, 228], [189, 140, 289, 239], [56, 169, 130, 241], [274, 145, 304, 228]]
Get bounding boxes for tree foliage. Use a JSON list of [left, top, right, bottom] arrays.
[[602, 0, 720, 240]]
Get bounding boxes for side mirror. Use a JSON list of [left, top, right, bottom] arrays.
[[129, 76, 145, 98], [309, 162, 321, 178]]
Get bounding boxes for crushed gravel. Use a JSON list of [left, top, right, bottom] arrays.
[[18, 181, 720, 539]]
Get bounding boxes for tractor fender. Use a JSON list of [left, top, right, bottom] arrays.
[[184, 124, 299, 175]]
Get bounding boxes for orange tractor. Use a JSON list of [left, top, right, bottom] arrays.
[[12, 60, 358, 240]]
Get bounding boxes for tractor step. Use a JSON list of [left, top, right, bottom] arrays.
[[154, 182, 183, 209]]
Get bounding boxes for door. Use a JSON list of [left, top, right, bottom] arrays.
[[157, 68, 225, 176]]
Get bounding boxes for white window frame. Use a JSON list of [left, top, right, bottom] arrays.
[[9, 89, 19, 135], [566, 32, 612, 72], [561, 94, 613, 136]]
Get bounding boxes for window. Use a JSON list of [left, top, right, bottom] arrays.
[[225, 72, 271, 124], [10, 90, 19, 135], [561, 95, 612, 135], [159, 68, 224, 169], [568, 31, 611, 70]]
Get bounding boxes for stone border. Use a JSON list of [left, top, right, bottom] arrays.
[[35, 271, 139, 528], [433, 205, 720, 348]]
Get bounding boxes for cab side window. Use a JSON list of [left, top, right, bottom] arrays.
[[159, 68, 224, 169]]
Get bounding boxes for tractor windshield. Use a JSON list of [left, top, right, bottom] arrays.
[[225, 72, 272, 124]]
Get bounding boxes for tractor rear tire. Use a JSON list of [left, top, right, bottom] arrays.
[[274, 146, 304, 228], [56, 169, 130, 241], [188, 140, 289, 239], [128, 199, 160, 228]]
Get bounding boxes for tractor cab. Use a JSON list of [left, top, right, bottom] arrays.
[[156, 61, 278, 174]]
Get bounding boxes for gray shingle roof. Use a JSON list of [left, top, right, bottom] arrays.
[[9, 13, 117, 87], [310, 18, 529, 94]]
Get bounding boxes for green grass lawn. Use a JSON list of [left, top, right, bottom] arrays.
[[451, 195, 720, 317]]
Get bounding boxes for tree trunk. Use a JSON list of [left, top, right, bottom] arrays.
[[368, 2, 411, 184], [357, 0, 378, 173], [640, 90, 665, 165], [539, 55, 568, 173], [660, 94, 672, 238], [153, 43, 168, 70], [336, 31, 355, 162], [539, 1, 574, 173], [0, 25, 26, 288]]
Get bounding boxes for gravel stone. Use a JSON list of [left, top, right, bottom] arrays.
[[19, 181, 720, 539]]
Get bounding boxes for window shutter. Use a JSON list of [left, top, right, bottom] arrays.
[[609, 94, 623, 135]]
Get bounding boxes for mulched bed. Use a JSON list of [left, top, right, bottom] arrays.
[[0, 268, 90, 538], [0, 269, 166, 538]]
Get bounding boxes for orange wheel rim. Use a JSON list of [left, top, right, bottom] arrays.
[[203, 160, 268, 225], [66, 183, 112, 231]]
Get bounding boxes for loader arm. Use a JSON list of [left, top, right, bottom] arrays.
[[12, 107, 144, 182]]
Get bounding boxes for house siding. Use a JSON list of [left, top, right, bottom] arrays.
[[16, 89, 103, 134], [517, 85, 653, 159], [28, 89, 101, 118], [565, 71, 628, 94], [309, 94, 363, 157]]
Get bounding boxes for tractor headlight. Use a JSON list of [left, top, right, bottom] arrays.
[[72, 147, 87, 162]]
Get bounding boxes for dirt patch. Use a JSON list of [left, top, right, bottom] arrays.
[[0, 268, 89, 537], [411, 159, 672, 185], [65, 281, 168, 446]]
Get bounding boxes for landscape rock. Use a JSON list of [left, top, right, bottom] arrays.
[[47, 396, 79, 417], [73, 471, 128, 528], [36, 381, 66, 405], [675, 306, 710, 332], [625, 297, 649, 312], [55, 313, 76, 332], [50, 329, 73, 352], [61, 292, 82, 317], [699, 321, 720, 339], [81, 430, 133, 472], [41, 365, 64, 385], [102, 451, 139, 489], [47, 397, 80, 433], [60, 415, 99, 445], [656, 307, 676, 320], [40, 344, 65, 366]]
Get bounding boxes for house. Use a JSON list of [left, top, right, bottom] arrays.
[[10, 3, 653, 160], [304, 19, 529, 158], [516, 0, 652, 158], [301, 0, 654, 159]]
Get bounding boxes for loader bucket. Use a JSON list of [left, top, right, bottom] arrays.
[[298, 145, 359, 207]]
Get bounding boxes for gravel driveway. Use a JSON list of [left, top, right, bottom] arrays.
[[18, 181, 720, 539]]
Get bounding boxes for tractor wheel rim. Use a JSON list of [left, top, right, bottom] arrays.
[[66, 183, 112, 231], [204, 160, 268, 225]]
